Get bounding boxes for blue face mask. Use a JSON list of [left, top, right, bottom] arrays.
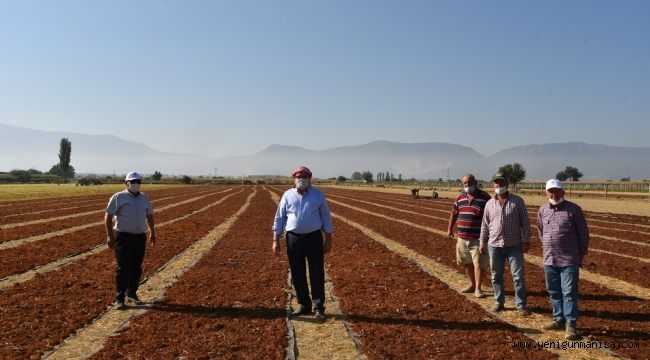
[[494, 186, 507, 195], [464, 185, 476, 193]]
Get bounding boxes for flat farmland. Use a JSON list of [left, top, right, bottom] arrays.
[[0, 184, 647, 359]]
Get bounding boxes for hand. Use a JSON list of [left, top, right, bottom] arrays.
[[149, 233, 156, 246], [107, 236, 115, 249], [479, 244, 485, 255], [447, 230, 455, 240], [323, 238, 332, 254], [272, 240, 279, 256], [522, 243, 530, 253]]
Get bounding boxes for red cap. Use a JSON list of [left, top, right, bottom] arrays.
[[291, 165, 312, 178]]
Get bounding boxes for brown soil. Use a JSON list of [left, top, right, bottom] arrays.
[[90, 189, 288, 359], [0, 188, 252, 358], [0, 188, 241, 279], [324, 190, 650, 359], [2, 185, 649, 359]]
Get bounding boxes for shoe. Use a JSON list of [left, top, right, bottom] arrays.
[[543, 320, 565, 331], [473, 290, 486, 298], [315, 309, 326, 322], [461, 286, 476, 293], [491, 303, 504, 312], [126, 295, 144, 306], [115, 300, 126, 310], [518, 308, 532, 316], [565, 324, 580, 340], [291, 306, 312, 317]]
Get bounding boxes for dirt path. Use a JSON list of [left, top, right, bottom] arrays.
[[332, 213, 619, 360], [326, 198, 650, 301], [0, 189, 244, 290], [267, 188, 362, 360], [43, 191, 256, 359]]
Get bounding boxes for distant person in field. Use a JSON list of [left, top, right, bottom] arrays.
[[447, 173, 491, 298], [105, 171, 156, 310], [272, 165, 333, 322], [411, 188, 419, 199], [537, 179, 590, 340], [479, 172, 532, 316]]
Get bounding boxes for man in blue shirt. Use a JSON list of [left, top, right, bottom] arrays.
[[272, 166, 333, 322]]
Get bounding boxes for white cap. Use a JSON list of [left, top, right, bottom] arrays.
[[545, 179, 563, 190], [125, 171, 142, 181]]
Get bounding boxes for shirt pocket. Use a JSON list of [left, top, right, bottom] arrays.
[[545, 211, 571, 234]]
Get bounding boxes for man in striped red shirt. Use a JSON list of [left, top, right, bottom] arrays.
[[447, 173, 492, 298]]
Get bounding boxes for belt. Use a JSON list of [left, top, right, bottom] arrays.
[[287, 230, 320, 238], [117, 232, 146, 236]]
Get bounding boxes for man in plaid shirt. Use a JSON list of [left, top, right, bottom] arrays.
[[479, 172, 532, 315], [538, 179, 590, 340]]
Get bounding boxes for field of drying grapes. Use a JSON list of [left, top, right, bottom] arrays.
[[0, 184, 647, 359]]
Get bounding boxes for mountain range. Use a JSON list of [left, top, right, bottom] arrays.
[[1, 123, 648, 180]]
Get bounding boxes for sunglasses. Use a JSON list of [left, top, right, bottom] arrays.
[[129, 180, 142, 184]]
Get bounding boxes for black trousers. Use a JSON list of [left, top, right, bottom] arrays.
[[114, 232, 146, 301], [286, 230, 325, 311]]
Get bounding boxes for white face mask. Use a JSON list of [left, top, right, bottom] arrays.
[[494, 186, 507, 195], [128, 183, 141, 193], [549, 198, 564, 206], [464, 185, 476, 194], [295, 178, 309, 190]]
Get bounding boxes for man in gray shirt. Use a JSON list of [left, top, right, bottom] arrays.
[[105, 171, 156, 309]]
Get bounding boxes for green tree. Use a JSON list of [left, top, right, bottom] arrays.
[[337, 176, 347, 182], [497, 163, 526, 192], [361, 170, 373, 183], [10, 169, 31, 182], [181, 175, 192, 184], [351, 172, 362, 181], [152, 171, 162, 181], [556, 166, 583, 182], [58, 138, 74, 180], [49, 138, 75, 181]]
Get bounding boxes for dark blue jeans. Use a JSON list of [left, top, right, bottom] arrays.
[[114, 232, 146, 301], [286, 230, 325, 312], [544, 265, 580, 325]]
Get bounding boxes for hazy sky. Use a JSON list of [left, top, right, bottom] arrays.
[[1, 1, 648, 158]]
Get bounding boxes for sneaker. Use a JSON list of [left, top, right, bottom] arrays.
[[565, 324, 580, 340], [461, 286, 476, 293], [115, 300, 126, 310], [518, 308, 532, 316], [291, 305, 313, 317], [543, 320, 565, 331], [314, 309, 326, 322], [473, 290, 486, 298], [491, 303, 504, 312], [126, 296, 144, 306]]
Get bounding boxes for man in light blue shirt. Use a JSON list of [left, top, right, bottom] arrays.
[[272, 166, 333, 322], [105, 171, 156, 310]]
